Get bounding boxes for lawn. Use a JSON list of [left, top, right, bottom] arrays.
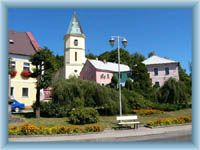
[[9, 108, 192, 129]]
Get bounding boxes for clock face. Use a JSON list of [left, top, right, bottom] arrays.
[[74, 39, 78, 46]]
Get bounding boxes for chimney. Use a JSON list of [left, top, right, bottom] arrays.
[[96, 57, 98, 61]]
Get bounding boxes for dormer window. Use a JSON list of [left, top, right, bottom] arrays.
[[74, 39, 78, 46], [9, 39, 14, 44]]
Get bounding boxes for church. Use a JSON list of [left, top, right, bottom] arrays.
[[64, 12, 86, 79]]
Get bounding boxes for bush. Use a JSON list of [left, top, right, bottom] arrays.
[[157, 78, 190, 104], [52, 79, 126, 115], [20, 123, 40, 135], [8, 124, 104, 135], [32, 101, 70, 117], [84, 124, 104, 132], [132, 109, 163, 116], [146, 116, 192, 127], [69, 107, 99, 125]]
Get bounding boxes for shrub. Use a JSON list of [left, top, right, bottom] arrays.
[[8, 123, 104, 135], [8, 126, 21, 135], [69, 107, 99, 125], [146, 116, 192, 127], [157, 78, 190, 104], [20, 123, 40, 135], [32, 101, 70, 117], [84, 124, 104, 132], [20, 70, 31, 78], [132, 109, 163, 116], [9, 70, 17, 78]]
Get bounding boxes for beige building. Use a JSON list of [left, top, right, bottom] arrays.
[[9, 31, 40, 106], [64, 12, 86, 79]]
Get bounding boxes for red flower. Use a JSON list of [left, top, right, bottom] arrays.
[[10, 70, 17, 78], [21, 70, 31, 78]]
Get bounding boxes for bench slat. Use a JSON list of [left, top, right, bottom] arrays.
[[118, 121, 140, 125], [117, 116, 138, 121]]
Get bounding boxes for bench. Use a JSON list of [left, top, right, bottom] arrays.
[[116, 115, 140, 129]]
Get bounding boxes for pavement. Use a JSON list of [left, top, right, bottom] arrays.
[[9, 124, 192, 142]]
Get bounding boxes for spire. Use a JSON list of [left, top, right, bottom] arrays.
[[66, 12, 84, 35]]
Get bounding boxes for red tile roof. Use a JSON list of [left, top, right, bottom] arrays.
[[9, 31, 40, 56]]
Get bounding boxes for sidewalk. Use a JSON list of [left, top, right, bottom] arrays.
[[9, 124, 192, 142]]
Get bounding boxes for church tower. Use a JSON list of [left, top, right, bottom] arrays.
[[64, 12, 86, 79]]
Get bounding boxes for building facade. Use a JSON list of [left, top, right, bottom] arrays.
[[64, 12, 86, 79], [80, 59, 131, 86], [142, 55, 179, 87], [9, 31, 40, 106]]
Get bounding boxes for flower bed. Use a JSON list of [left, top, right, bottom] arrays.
[[20, 70, 31, 78], [9, 70, 17, 78], [132, 109, 163, 116], [9, 123, 104, 135], [146, 116, 192, 127]]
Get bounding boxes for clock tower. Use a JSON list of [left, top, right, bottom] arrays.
[[64, 12, 86, 79]]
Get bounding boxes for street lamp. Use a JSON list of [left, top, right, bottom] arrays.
[[109, 36, 128, 116]]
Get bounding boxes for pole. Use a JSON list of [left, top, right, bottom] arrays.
[[117, 36, 122, 116]]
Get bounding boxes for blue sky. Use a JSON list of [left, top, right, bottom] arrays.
[[8, 8, 192, 73]]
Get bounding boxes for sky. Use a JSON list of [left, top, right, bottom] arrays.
[[8, 8, 192, 73]]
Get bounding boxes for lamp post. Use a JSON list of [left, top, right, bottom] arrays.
[[109, 36, 127, 116]]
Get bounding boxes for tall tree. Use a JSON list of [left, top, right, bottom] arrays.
[[30, 47, 56, 118], [131, 62, 152, 97], [148, 51, 156, 58]]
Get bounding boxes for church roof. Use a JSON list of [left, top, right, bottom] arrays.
[[66, 12, 84, 35], [89, 59, 130, 72], [142, 55, 178, 65]]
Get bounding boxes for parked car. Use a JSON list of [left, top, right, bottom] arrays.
[[11, 99, 25, 112]]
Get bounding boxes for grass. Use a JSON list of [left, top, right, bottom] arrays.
[[9, 108, 192, 129]]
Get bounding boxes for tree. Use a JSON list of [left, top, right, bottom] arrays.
[[148, 51, 156, 58], [86, 53, 98, 59], [131, 62, 152, 98], [30, 47, 56, 118], [157, 78, 189, 104]]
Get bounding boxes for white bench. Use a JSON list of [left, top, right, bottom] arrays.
[[116, 115, 140, 129]]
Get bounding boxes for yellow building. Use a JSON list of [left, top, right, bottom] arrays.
[[9, 31, 40, 106]]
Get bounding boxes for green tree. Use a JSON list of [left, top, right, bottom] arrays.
[[157, 78, 189, 104], [131, 62, 152, 98], [30, 47, 56, 118], [86, 53, 98, 59], [99, 48, 132, 65], [148, 51, 156, 58]]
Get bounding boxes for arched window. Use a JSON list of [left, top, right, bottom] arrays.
[[74, 39, 78, 46]]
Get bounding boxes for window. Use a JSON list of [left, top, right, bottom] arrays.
[[23, 63, 30, 71], [22, 88, 28, 97], [155, 82, 160, 87], [75, 52, 77, 61], [74, 39, 78, 46], [165, 67, 169, 75], [11, 61, 16, 70], [9, 39, 14, 44], [10, 87, 14, 96], [107, 74, 109, 79], [154, 68, 158, 76]]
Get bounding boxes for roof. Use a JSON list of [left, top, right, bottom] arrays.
[[88, 59, 130, 72], [9, 31, 40, 56], [66, 12, 84, 35], [142, 55, 178, 65]]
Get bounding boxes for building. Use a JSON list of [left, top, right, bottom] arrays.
[[142, 55, 179, 87], [9, 30, 40, 106], [64, 12, 86, 79], [80, 59, 131, 86]]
